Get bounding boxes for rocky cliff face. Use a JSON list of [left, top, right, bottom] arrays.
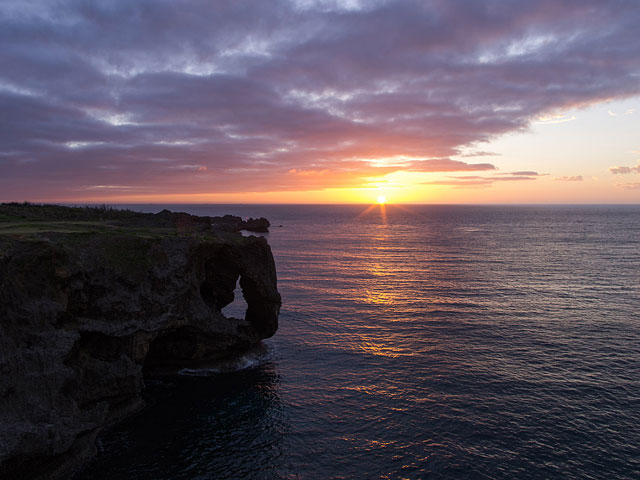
[[0, 229, 280, 479]]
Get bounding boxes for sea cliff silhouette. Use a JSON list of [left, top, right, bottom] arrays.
[[0, 203, 280, 479]]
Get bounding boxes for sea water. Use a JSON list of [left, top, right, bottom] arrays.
[[75, 205, 640, 479]]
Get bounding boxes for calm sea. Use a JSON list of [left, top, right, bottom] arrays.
[[75, 205, 640, 480]]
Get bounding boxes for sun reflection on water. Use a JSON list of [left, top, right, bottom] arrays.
[[358, 201, 388, 225]]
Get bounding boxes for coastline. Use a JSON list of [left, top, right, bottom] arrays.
[[0, 204, 281, 479]]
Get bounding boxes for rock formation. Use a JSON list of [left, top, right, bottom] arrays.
[[0, 204, 281, 479]]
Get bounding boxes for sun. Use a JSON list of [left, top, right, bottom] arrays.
[[377, 195, 387, 204]]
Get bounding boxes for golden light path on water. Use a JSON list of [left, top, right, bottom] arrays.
[[358, 201, 415, 227], [350, 202, 438, 359]]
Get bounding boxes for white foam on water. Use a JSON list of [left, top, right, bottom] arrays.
[[178, 343, 271, 376]]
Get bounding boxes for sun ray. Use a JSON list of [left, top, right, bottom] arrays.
[[357, 203, 379, 218], [379, 202, 387, 225]]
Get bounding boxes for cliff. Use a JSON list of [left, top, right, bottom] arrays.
[[0, 204, 281, 479]]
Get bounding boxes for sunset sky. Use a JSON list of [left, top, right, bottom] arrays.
[[1, 0, 639, 204]]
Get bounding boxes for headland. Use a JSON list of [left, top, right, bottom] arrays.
[[0, 203, 281, 479]]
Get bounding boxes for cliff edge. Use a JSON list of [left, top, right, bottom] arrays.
[[0, 204, 281, 479]]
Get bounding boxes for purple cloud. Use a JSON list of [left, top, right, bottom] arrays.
[[617, 182, 640, 190], [424, 173, 539, 188], [555, 176, 583, 181], [610, 165, 640, 174], [1, 0, 639, 199]]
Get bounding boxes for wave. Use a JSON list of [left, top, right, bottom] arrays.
[[178, 342, 272, 376]]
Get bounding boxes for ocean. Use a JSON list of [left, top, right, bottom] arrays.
[[74, 205, 640, 479]]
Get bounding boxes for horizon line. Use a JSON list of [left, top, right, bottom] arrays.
[[3, 201, 640, 207]]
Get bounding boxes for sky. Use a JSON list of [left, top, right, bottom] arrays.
[[1, 0, 639, 204]]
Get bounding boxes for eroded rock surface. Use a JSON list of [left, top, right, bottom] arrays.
[[0, 210, 280, 479]]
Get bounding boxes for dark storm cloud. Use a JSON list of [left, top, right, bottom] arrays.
[[1, 0, 639, 198]]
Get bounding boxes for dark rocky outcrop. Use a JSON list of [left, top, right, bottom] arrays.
[[155, 210, 269, 233], [241, 217, 270, 233], [0, 205, 281, 480]]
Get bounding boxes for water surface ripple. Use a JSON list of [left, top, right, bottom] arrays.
[[76, 205, 640, 479]]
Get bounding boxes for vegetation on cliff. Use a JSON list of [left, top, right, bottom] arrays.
[[0, 202, 270, 236]]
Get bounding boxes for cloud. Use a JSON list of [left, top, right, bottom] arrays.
[[458, 151, 501, 158], [406, 158, 496, 172], [534, 114, 576, 125], [424, 173, 538, 188], [1, 0, 640, 199], [554, 175, 583, 181], [617, 182, 640, 190], [609, 165, 640, 174]]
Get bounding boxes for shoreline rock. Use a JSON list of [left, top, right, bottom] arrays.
[[0, 204, 281, 479]]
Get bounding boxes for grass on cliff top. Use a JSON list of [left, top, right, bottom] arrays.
[[0, 221, 161, 236], [0, 221, 110, 234], [0, 202, 143, 222], [0, 202, 222, 238]]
